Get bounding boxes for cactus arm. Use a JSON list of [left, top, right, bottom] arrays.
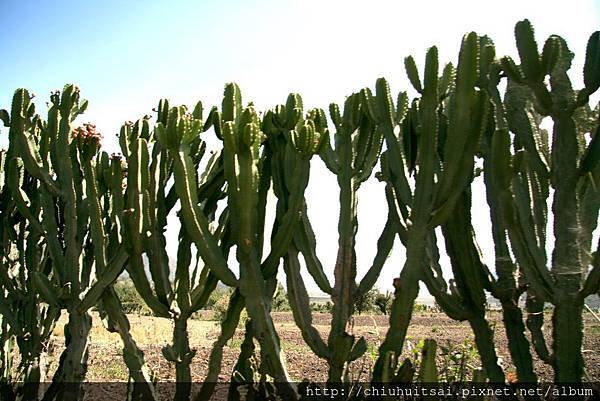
[[356, 216, 396, 296], [232, 143, 292, 386], [578, 165, 600, 277], [75, 247, 127, 313], [189, 213, 230, 313], [123, 137, 170, 318], [355, 90, 384, 183], [81, 153, 108, 272], [373, 47, 440, 381], [175, 225, 192, 315], [319, 134, 339, 174], [100, 289, 157, 400], [432, 33, 478, 205], [8, 90, 60, 197], [480, 107, 539, 383], [431, 35, 491, 227], [261, 154, 310, 277], [5, 161, 44, 234], [582, 31, 600, 96], [36, 168, 67, 285], [420, 233, 470, 321], [171, 145, 237, 286], [525, 291, 554, 365], [441, 194, 487, 312], [254, 147, 272, 257], [489, 124, 554, 301], [375, 80, 412, 207], [405, 56, 423, 94], [190, 224, 236, 401], [429, 91, 489, 227], [123, 247, 170, 317], [143, 147, 174, 308], [196, 291, 245, 401], [504, 81, 550, 177], [441, 192, 506, 382], [54, 86, 83, 301], [134, 139, 169, 308], [190, 271, 218, 313], [581, 238, 600, 298], [418, 339, 438, 383], [515, 20, 544, 83], [284, 247, 329, 359], [290, 214, 330, 295]]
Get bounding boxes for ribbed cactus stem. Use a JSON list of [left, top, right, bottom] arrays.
[[196, 289, 245, 401], [56, 312, 92, 401], [173, 313, 193, 400], [284, 246, 329, 359], [373, 46, 440, 381], [328, 175, 358, 382], [551, 116, 585, 382], [101, 289, 156, 400]]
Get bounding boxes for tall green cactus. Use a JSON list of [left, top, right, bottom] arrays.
[[475, 35, 539, 384], [0, 143, 61, 400], [372, 34, 490, 382], [2, 86, 156, 401], [275, 83, 401, 383], [195, 93, 325, 400], [118, 107, 232, 401], [154, 85, 324, 400], [494, 20, 600, 382], [0, 19, 597, 397]]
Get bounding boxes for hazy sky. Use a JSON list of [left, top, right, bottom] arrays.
[[1, 0, 599, 297]]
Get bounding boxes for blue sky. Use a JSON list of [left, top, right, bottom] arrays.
[[1, 0, 599, 296], [2, 0, 599, 146]]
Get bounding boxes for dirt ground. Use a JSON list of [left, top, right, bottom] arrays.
[[41, 310, 599, 387]]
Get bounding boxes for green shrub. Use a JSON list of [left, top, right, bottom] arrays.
[[310, 301, 332, 313], [374, 291, 393, 315], [272, 283, 290, 312], [210, 287, 234, 321], [354, 289, 379, 315], [113, 278, 152, 315]]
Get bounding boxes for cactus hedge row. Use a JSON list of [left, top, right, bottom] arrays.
[[0, 19, 599, 400]]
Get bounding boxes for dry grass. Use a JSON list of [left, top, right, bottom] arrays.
[[42, 310, 600, 383]]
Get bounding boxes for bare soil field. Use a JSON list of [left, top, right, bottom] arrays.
[[42, 310, 600, 386]]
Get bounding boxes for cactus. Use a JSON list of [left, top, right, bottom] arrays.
[[273, 83, 401, 383], [1, 87, 156, 400], [118, 106, 232, 400], [0, 20, 597, 397], [157, 85, 323, 400], [0, 144, 61, 399], [492, 20, 600, 382], [372, 34, 490, 381], [474, 36, 540, 384]]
